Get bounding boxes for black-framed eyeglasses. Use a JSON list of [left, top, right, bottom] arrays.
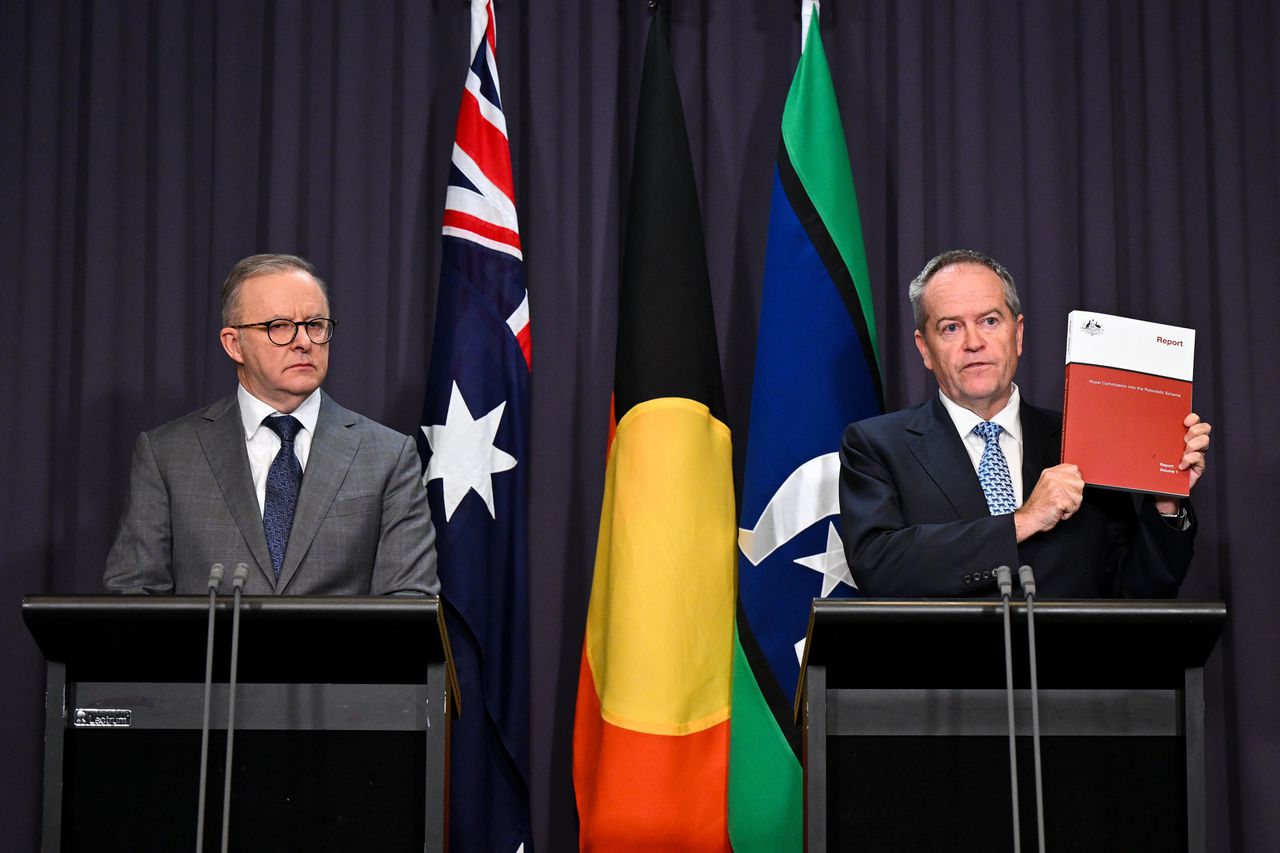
[[232, 318, 337, 346]]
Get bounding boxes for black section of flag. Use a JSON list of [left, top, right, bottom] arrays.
[[737, 598, 803, 761], [613, 2, 726, 425], [776, 139, 885, 410]]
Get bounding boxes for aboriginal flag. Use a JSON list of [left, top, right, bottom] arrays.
[[572, 3, 735, 850]]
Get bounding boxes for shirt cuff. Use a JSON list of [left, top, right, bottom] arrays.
[[1159, 505, 1191, 532]]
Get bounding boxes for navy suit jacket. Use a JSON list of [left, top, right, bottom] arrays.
[[839, 395, 1194, 597]]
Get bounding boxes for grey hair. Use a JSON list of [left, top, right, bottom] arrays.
[[908, 249, 1021, 332], [220, 253, 329, 326]]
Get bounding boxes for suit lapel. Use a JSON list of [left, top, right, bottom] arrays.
[[196, 395, 274, 586], [906, 396, 991, 519], [1019, 402, 1062, 501], [276, 393, 361, 593]]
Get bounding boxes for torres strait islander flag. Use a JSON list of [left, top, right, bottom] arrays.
[[417, 1, 531, 851], [572, 3, 735, 850], [728, 4, 884, 851]]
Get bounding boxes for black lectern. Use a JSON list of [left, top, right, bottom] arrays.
[[24, 595, 457, 853], [797, 599, 1225, 853]]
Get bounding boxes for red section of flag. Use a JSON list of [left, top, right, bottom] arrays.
[[442, 208, 522, 253], [573, 655, 732, 852], [484, 2, 497, 54], [455, 88, 516, 202], [515, 323, 531, 368]]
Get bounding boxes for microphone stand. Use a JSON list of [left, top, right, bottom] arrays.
[[220, 563, 249, 853], [195, 563, 224, 853], [1019, 565, 1046, 853], [997, 565, 1022, 853]]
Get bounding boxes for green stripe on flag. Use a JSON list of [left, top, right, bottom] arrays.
[[728, 627, 803, 852], [781, 17, 879, 370]]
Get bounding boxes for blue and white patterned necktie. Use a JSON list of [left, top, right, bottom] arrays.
[[262, 415, 303, 580], [973, 421, 1017, 515]]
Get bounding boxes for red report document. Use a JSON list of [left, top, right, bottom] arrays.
[[1061, 310, 1195, 497]]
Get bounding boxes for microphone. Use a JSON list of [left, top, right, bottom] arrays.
[[195, 564, 224, 853], [996, 566, 1022, 853], [1017, 565, 1036, 598], [1019, 565, 1046, 853], [220, 563, 249, 853]]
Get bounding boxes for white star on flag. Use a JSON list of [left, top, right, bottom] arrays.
[[794, 521, 857, 597], [421, 381, 517, 521]]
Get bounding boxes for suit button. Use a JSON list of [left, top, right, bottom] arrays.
[[963, 574, 973, 585], [982, 570, 992, 581]]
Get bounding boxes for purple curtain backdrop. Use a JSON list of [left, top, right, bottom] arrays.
[[2, 1, 1276, 850]]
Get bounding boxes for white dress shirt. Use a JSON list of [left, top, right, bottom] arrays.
[[237, 385, 322, 516], [937, 384, 1025, 506]]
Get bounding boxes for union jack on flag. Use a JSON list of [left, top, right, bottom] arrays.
[[417, 1, 532, 850]]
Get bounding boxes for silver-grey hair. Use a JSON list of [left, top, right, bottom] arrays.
[[220, 253, 329, 326], [908, 249, 1021, 332]]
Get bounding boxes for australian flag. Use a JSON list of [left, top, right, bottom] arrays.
[[417, 1, 531, 850]]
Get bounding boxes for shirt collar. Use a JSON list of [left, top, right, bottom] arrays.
[[237, 385, 322, 440], [938, 384, 1023, 443]]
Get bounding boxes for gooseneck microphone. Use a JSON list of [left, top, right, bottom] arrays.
[[219, 563, 249, 853], [1019, 565, 1046, 853], [996, 565, 1022, 853], [195, 563, 224, 853]]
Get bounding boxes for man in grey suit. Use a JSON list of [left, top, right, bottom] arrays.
[[105, 253, 438, 595]]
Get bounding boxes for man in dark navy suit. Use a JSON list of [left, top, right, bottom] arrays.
[[839, 249, 1212, 597]]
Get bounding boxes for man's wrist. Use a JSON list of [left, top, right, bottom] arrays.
[[1157, 503, 1191, 531], [1013, 508, 1039, 544]]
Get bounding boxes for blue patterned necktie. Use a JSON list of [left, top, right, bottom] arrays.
[[262, 415, 303, 580], [973, 421, 1018, 515]]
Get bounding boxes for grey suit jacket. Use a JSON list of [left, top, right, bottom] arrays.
[[105, 391, 439, 595]]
